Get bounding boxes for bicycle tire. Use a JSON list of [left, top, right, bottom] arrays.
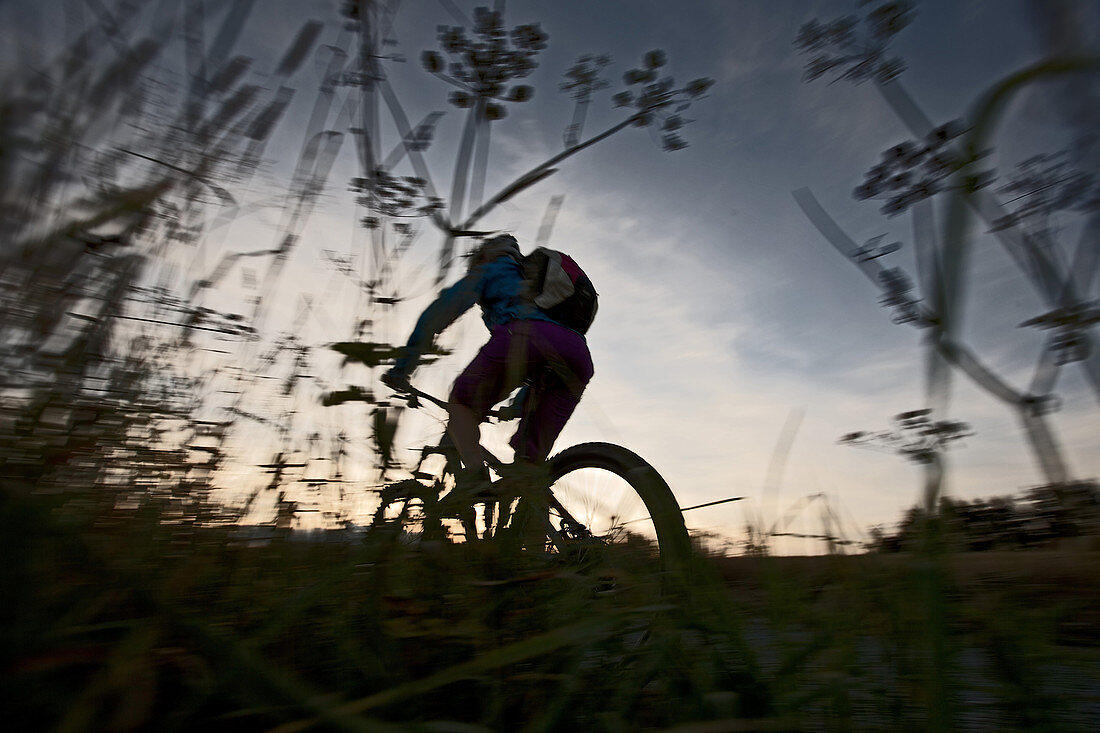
[[545, 442, 693, 578]]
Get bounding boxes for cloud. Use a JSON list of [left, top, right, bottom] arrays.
[[511, 186, 921, 538], [505, 157, 1099, 551]]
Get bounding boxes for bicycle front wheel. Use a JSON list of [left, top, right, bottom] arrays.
[[546, 442, 693, 578]]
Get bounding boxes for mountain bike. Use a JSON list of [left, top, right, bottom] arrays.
[[368, 381, 693, 583]]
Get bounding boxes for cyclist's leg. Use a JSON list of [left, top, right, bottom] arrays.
[[509, 321, 594, 462], [499, 322, 593, 549], [449, 323, 529, 477], [444, 405, 486, 481]]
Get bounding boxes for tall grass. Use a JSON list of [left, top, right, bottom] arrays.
[[8, 484, 1100, 730], [4, 2, 1099, 730]]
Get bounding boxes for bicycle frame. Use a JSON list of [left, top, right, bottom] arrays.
[[376, 382, 696, 582], [388, 382, 590, 547]]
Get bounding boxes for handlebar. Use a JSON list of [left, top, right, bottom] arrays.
[[386, 380, 449, 411], [384, 378, 525, 421]]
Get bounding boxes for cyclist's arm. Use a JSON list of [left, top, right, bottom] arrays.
[[391, 273, 480, 376]]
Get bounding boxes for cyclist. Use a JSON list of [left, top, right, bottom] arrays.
[[382, 234, 594, 496]]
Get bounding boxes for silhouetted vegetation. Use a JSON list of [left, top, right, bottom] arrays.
[[3, 1, 1099, 730], [796, 0, 1100, 512], [868, 481, 1100, 553]]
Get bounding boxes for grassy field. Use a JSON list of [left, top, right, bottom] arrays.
[[711, 549, 1100, 730], [6, 482, 1100, 732], [714, 549, 1100, 642]]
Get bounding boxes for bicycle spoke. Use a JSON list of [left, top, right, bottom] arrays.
[[550, 467, 656, 546]]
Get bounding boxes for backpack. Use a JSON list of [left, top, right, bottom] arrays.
[[522, 247, 598, 334]]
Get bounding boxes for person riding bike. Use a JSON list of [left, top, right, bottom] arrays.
[[381, 234, 594, 495]]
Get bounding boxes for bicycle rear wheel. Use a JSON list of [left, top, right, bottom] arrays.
[[544, 442, 693, 580]]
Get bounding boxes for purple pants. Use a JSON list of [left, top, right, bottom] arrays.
[[450, 319, 594, 461]]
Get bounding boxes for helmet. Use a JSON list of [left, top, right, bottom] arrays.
[[468, 233, 521, 271]]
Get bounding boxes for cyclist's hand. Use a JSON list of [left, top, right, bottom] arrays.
[[381, 368, 411, 394]]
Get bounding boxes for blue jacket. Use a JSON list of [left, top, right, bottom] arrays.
[[394, 255, 556, 374]]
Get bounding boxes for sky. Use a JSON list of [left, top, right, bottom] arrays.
[[4, 0, 1098, 553]]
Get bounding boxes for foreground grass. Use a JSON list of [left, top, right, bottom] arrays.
[[5, 490, 1099, 731]]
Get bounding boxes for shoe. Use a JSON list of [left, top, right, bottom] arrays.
[[494, 459, 550, 498], [436, 468, 498, 518]]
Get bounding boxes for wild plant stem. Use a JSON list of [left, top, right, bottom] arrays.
[[460, 111, 644, 231]]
